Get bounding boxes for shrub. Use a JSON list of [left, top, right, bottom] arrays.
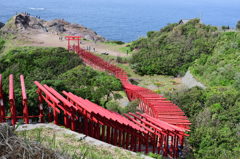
[[106, 40, 124, 45], [222, 25, 228, 31], [129, 19, 220, 76], [236, 20, 240, 30], [165, 86, 240, 158], [147, 31, 154, 37]]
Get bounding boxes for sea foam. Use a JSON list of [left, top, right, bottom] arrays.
[[29, 8, 44, 10]]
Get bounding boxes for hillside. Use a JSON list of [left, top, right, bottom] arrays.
[[128, 19, 240, 158], [129, 19, 220, 76], [1, 13, 240, 158], [0, 13, 127, 57], [0, 46, 123, 123]]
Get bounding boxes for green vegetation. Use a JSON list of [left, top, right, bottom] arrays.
[[190, 32, 240, 88], [222, 25, 228, 31], [59, 65, 123, 108], [119, 44, 133, 54], [82, 38, 90, 41], [0, 46, 122, 123], [129, 19, 220, 76], [0, 38, 5, 53], [14, 126, 144, 159], [237, 20, 240, 30], [125, 18, 240, 158], [165, 87, 240, 158], [106, 100, 142, 115], [105, 40, 125, 45]]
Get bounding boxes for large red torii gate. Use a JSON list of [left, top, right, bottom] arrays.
[[66, 36, 81, 52]]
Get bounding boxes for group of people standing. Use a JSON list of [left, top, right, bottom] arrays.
[[24, 12, 30, 16], [58, 37, 64, 41]]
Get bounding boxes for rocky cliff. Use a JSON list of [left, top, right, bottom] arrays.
[[1, 13, 105, 42], [0, 22, 4, 29]]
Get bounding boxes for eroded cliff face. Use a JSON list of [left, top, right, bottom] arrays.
[[0, 22, 4, 29], [1, 13, 105, 42]]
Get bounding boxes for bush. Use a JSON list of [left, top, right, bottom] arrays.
[[222, 25, 228, 30], [147, 31, 154, 37], [123, 100, 142, 114], [165, 86, 240, 158], [105, 40, 124, 45], [129, 19, 220, 76], [236, 20, 240, 30], [210, 26, 217, 32], [0, 46, 123, 122]]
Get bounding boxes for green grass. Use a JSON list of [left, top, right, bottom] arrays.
[[101, 42, 120, 45], [119, 46, 133, 54], [92, 53, 182, 94]]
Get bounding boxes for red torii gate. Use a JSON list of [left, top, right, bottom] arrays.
[[66, 36, 81, 53]]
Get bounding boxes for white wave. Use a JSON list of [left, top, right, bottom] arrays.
[[29, 8, 44, 10]]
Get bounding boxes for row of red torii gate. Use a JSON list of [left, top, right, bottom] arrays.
[[0, 36, 191, 158]]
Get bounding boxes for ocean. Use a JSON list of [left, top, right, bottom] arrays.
[[0, 0, 240, 42]]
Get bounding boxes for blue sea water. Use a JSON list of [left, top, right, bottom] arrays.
[[0, 0, 240, 42]]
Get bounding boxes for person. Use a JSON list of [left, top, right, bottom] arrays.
[[16, 12, 17, 15], [59, 37, 60, 40], [228, 25, 230, 29], [178, 145, 183, 156], [93, 48, 95, 52], [127, 50, 128, 55]]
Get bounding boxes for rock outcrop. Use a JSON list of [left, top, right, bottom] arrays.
[[15, 14, 30, 30], [182, 70, 206, 89], [29, 16, 44, 29], [2, 13, 105, 42], [44, 20, 65, 32], [0, 22, 4, 29]]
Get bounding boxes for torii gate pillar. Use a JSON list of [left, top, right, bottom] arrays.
[[65, 36, 81, 52]]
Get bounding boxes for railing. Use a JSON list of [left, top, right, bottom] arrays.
[[77, 48, 191, 128], [0, 73, 189, 157], [0, 74, 5, 123], [1, 74, 44, 126], [71, 45, 191, 157]]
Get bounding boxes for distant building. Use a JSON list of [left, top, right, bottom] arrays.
[[178, 11, 204, 25], [178, 19, 191, 25], [178, 19, 204, 25]]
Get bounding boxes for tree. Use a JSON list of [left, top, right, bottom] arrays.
[[222, 25, 228, 31], [236, 20, 240, 30], [59, 65, 123, 108]]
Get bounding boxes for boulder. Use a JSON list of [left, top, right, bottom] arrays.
[[84, 34, 94, 41], [0, 22, 4, 29], [95, 35, 105, 42], [28, 16, 43, 29], [15, 14, 30, 30], [44, 20, 65, 32], [70, 23, 85, 29]]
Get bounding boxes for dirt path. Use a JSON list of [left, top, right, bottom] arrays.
[[25, 29, 128, 57]]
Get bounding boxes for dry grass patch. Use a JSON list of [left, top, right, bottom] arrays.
[[15, 126, 144, 159], [0, 123, 69, 159]]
